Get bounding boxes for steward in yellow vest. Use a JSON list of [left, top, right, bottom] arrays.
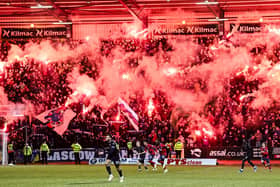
[[23, 143, 32, 165], [71, 141, 82, 164], [174, 140, 183, 158], [8, 142, 15, 165], [40, 141, 50, 165]]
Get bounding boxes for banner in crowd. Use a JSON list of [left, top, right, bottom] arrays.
[[153, 24, 219, 35], [36, 106, 76, 135], [230, 23, 262, 33], [1, 27, 68, 39]]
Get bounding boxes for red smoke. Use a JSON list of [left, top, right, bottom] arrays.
[[4, 21, 280, 137]]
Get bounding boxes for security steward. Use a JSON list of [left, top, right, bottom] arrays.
[[174, 139, 183, 158], [23, 143, 32, 165], [71, 141, 82, 164], [40, 140, 50, 165], [8, 142, 15, 165]]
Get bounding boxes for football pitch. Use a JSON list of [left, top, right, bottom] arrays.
[[0, 165, 279, 187]]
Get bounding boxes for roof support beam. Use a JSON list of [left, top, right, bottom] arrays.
[[206, 0, 219, 17], [45, 0, 69, 21], [117, 0, 148, 28], [127, 0, 141, 9], [117, 0, 141, 20]]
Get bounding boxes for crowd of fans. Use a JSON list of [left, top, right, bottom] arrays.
[[1, 36, 280, 152]]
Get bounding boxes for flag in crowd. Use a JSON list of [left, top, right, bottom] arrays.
[[118, 98, 139, 131], [36, 106, 76, 135]]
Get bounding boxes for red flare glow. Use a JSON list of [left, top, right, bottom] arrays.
[[64, 99, 70, 107], [202, 128, 214, 137], [236, 65, 249, 76], [163, 67, 177, 76], [122, 73, 130, 80], [239, 95, 246, 101], [129, 28, 148, 38], [115, 111, 120, 121], [239, 94, 250, 102], [83, 105, 88, 114], [195, 130, 201, 136], [0, 62, 5, 73], [147, 98, 155, 117], [83, 89, 92, 97]]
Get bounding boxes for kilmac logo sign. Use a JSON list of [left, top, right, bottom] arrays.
[[1, 28, 67, 39], [153, 24, 219, 35], [230, 23, 262, 33]]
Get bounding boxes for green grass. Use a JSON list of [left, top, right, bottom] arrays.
[[0, 165, 279, 187]]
